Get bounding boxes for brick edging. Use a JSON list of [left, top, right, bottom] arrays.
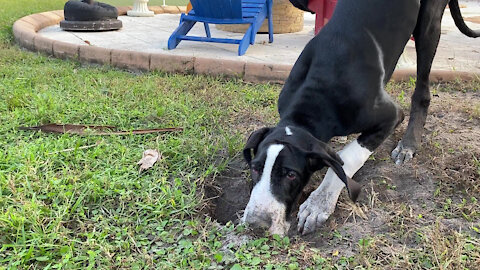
[[12, 8, 480, 84]]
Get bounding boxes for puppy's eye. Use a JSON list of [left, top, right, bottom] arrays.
[[286, 171, 297, 181]]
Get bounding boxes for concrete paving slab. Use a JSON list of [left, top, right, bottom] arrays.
[[37, 1, 480, 74]]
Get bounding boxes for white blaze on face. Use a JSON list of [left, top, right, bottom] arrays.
[[242, 144, 290, 235]]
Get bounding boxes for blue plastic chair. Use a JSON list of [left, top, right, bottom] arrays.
[[168, 0, 273, 56]]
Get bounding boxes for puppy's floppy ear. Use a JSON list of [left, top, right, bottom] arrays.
[[243, 127, 271, 167], [307, 142, 362, 202]]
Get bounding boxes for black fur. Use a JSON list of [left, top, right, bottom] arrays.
[[244, 126, 356, 216], [244, 0, 478, 228]]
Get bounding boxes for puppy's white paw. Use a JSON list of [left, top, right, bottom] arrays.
[[297, 189, 338, 235]]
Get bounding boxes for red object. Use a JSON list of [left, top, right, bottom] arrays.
[[308, 0, 338, 35]]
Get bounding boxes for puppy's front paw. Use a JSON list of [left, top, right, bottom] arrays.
[[297, 190, 337, 235]]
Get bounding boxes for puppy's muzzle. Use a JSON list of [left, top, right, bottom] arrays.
[[243, 212, 272, 229]]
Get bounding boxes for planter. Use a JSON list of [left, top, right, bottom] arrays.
[[216, 0, 304, 34], [128, 0, 154, 17]]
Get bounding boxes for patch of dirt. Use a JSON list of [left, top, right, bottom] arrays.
[[203, 159, 320, 226], [204, 159, 251, 224], [297, 91, 480, 254], [204, 90, 480, 260]]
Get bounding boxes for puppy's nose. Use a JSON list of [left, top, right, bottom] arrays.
[[244, 212, 272, 229]]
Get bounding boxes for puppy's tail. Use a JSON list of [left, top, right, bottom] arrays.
[[449, 0, 480, 38]]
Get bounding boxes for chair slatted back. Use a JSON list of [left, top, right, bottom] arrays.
[[190, 0, 243, 19]]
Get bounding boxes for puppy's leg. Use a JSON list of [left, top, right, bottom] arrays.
[[392, 0, 449, 164], [298, 103, 401, 235], [297, 139, 372, 235]]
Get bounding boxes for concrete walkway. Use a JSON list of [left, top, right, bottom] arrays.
[[38, 1, 480, 74]]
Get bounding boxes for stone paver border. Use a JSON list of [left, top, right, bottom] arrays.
[[12, 7, 480, 84]]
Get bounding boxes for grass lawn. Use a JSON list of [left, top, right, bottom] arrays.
[[1, 0, 480, 269]]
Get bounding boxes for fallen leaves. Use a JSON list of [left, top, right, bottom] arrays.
[[137, 149, 160, 173]]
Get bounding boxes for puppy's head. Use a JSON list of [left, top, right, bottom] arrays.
[[241, 126, 360, 235]]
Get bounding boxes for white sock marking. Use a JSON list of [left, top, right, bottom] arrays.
[[321, 139, 372, 191], [298, 139, 373, 233], [337, 139, 373, 177], [317, 140, 372, 196]]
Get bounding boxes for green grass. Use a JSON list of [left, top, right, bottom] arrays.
[[0, 0, 283, 268], [1, 0, 480, 269]]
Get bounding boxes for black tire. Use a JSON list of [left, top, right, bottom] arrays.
[[288, 0, 313, 13], [64, 0, 118, 21]]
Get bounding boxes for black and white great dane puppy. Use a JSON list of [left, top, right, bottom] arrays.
[[242, 0, 479, 235]]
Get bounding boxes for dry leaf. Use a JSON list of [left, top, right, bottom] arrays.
[[137, 149, 160, 172]]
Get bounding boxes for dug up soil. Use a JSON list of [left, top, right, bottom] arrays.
[[205, 89, 480, 262]]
